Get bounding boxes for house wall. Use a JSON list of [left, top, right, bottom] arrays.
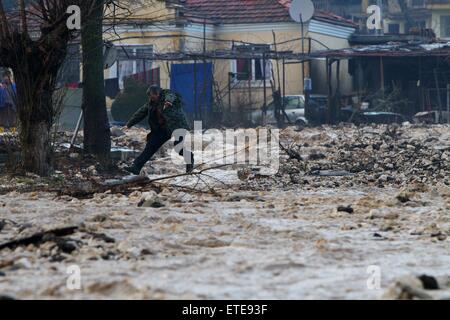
[[107, 20, 310, 112], [206, 23, 309, 111], [308, 21, 355, 96], [103, 1, 179, 88]]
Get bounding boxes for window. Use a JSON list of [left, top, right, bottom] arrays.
[[233, 44, 271, 84], [441, 16, 450, 38], [236, 59, 251, 81], [285, 96, 303, 110], [388, 24, 400, 34], [115, 45, 153, 88]]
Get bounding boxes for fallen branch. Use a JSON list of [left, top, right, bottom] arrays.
[[152, 182, 218, 196], [147, 163, 233, 184]]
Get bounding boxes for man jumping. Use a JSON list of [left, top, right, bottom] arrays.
[[123, 85, 194, 175]]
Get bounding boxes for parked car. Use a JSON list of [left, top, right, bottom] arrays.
[[247, 95, 306, 127], [247, 94, 328, 127]]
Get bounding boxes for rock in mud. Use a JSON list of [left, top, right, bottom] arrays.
[[56, 240, 79, 254], [138, 192, 166, 208], [396, 191, 412, 203], [13, 257, 32, 270], [434, 233, 448, 241], [337, 205, 354, 214], [419, 275, 439, 290]]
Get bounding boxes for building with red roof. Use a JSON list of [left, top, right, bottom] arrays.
[[105, 0, 357, 115]]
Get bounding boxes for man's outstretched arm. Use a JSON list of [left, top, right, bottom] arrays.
[[125, 104, 149, 129]]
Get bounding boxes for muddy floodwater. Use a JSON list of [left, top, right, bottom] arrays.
[[0, 124, 449, 299]]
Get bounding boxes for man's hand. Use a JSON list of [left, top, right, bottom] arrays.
[[163, 101, 173, 111], [122, 126, 130, 132]]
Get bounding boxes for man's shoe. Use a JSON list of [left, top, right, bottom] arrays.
[[124, 165, 141, 175], [186, 163, 194, 174]]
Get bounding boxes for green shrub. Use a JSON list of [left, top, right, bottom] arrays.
[[111, 78, 148, 126]]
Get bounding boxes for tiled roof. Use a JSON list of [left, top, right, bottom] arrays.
[[184, 0, 292, 24], [184, 0, 356, 27]]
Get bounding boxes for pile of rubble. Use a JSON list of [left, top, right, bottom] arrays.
[[248, 123, 450, 190]]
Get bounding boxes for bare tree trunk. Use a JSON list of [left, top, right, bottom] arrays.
[[14, 69, 58, 176], [12, 36, 65, 176], [0, 0, 104, 176], [21, 121, 51, 175], [81, 0, 111, 165]]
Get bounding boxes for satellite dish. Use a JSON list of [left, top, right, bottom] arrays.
[[289, 0, 315, 23], [103, 42, 117, 70]]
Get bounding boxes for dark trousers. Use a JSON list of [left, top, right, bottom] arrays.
[[133, 130, 194, 171]]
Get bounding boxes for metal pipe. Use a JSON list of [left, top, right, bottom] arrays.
[[70, 110, 83, 149]]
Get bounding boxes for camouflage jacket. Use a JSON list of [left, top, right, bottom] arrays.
[[126, 89, 190, 136]]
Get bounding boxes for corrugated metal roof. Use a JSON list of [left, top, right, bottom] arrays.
[[309, 19, 355, 39], [312, 42, 450, 58]]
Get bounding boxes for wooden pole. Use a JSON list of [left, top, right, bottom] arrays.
[[335, 60, 341, 123], [228, 72, 232, 112], [326, 58, 332, 124]]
